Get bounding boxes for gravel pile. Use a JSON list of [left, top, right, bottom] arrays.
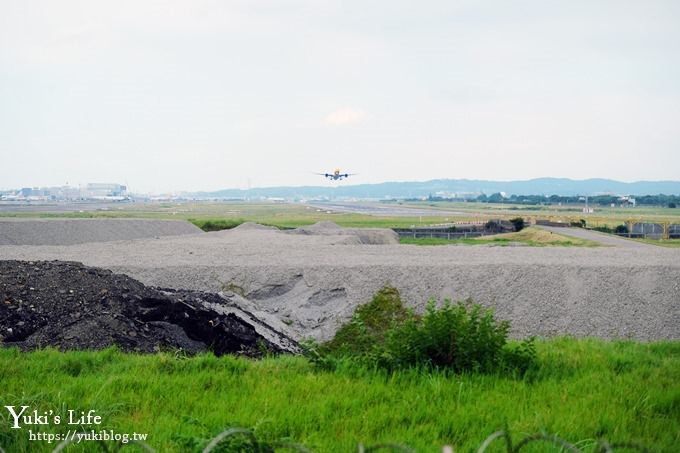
[[287, 221, 400, 244], [1, 226, 678, 342], [0, 218, 202, 245], [0, 260, 299, 355], [232, 221, 278, 231]]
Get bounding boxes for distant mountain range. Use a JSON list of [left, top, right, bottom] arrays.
[[187, 178, 680, 200]]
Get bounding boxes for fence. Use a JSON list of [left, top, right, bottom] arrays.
[[393, 229, 489, 240], [392, 222, 515, 240], [619, 222, 680, 240], [535, 220, 569, 227]]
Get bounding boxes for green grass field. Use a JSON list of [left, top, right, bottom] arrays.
[[0, 201, 470, 229], [3, 200, 678, 232], [1, 339, 678, 452]]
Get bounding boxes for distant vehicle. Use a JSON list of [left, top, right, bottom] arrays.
[[316, 169, 356, 181]]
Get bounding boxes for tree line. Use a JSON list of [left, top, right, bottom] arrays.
[[425, 193, 679, 207]]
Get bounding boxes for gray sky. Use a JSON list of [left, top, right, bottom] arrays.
[[1, 0, 679, 193]]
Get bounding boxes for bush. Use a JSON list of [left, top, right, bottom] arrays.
[[592, 225, 613, 234], [570, 219, 586, 228], [190, 218, 245, 231], [485, 219, 511, 233], [189, 219, 282, 232], [320, 286, 411, 357], [312, 287, 536, 375], [509, 217, 525, 232], [595, 224, 628, 234], [614, 224, 628, 234]]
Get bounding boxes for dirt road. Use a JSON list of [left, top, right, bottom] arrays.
[[535, 225, 654, 248]]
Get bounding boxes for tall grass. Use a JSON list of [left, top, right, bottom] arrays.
[[1, 340, 678, 452]]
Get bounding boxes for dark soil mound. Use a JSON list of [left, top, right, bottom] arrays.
[[0, 260, 298, 356]]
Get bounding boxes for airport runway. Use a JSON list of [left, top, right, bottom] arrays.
[[307, 202, 465, 217], [0, 201, 128, 213]]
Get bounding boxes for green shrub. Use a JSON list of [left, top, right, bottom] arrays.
[[570, 219, 587, 228], [190, 218, 245, 231], [509, 217, 525, 232], [592, 225, 613, 233], [614, 224, 628, 234], [313, 287, 536, 375], [592, 224, 628, 234], [320, 286, 411, 357], [190, 219, 283, 232]]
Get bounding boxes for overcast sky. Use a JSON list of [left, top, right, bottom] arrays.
[[1, 0, 679, 193]]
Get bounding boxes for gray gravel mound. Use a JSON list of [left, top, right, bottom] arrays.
[[298, 221, 343, 231], [1, 226, 678, 342], [288, 221, 399, 245], [0, 218, 202, 245], [232, 222, 278, 231]]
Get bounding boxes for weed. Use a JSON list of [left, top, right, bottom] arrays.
[[317, 287, 536, 374]]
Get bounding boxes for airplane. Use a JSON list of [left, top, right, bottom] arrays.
[[316, 169, 356, 181]]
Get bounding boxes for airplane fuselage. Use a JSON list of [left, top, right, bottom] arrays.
[[323, 169, 349, 180]]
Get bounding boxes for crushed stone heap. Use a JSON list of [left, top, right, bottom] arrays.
[[0, 260, 299, 356], [0, 218, 202, 245]]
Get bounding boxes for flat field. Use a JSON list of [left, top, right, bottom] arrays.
[[0, 201, 446, 228], [2, 200, 679, 230]]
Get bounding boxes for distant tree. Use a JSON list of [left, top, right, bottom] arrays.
[[669, 202, 677, 208], [488, 192, 504, 203], [593, 195, 618, 206], [477, 194, 488, 202]]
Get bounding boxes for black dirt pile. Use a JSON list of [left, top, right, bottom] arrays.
[[0, 260, 299, 356]]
